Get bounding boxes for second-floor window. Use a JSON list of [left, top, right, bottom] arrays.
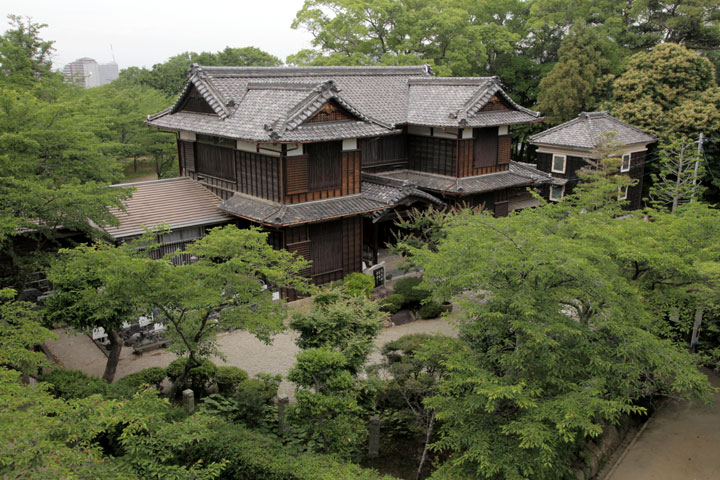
[[551, 154, 566, 174], [307, 141, 342, 191], [474, 127, 499, 168], [621, 153, 631, 172]]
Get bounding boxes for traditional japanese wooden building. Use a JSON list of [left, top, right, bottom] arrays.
[[140, 65, 549, 285], [529, 111, 657, 209]]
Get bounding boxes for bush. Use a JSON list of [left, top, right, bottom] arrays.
[[216, 366, 249, 395], [418, 301, 443, 319], [343, 273, 374, 298], [182, 422, 394, 480], [392, 277, 430, 308], [166, 358, 217, 397], [40, 369, 109, 399], [380, 293, 405, 314], [110, 367, 166, 399], [234, 377, 278, 426]]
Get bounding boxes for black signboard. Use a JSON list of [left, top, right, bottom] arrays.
[[373, 266, 385, 288]]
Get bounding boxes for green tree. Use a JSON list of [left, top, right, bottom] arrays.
[[287, 291, 386, 457], [380, 334, 458, 480], [0, 288, 55, 375], [649, 136, 705, 212], [51, 226, 310, 383], [0, 15, 55, 87], [119, 46, 282, 96], [612, 43, 720, 137], [46, 243, 143, 383], [537, 25, 620, 123], [399, 176, 714, 479], [85, 81, 175, 177], [0, 367, 226, 479]]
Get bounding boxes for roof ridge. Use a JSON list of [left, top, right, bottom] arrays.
[[587, 111, 657, 140], [196, 65, 434, 77], [528, 115, 585, 141], [408, 77, 494, 86]]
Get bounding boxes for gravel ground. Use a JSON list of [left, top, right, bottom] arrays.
[[46, 314, 458, 398]]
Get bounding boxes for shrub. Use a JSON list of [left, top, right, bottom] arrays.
[[182, 422, 393, 480], [166, 358, 217, 397], [40, 369, 108, 399], [392, 277, 430, 308], [380, 293, 405, 314], [343, 273, 374, 298], [234, 377, 277, 426], [418, 301, 443, 319], [110, 367, 166, 398], [215, 366, 249, 395]]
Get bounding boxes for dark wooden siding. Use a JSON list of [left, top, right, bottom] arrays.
[[285, 149, 360, 204], [498, 135, 511, 165], [341, 217, 363, 276], [407, 135, 456, 176], [626, 150, 647, 210], [178, 84, 215, 114], [286, 156, 309, 195], [235, 150, 282, 203], [285, 225, 311, 277], [458, 137, 510, 177], [474, 127, 499, 168], [310, 221, 343, 278], [308, 141, 342, 191], [179, 140, 196, 174], [360, 135, 408, 171], [282, 217, 362, 288], [196, 143, 235, 181], [536, 151, 587, 197]]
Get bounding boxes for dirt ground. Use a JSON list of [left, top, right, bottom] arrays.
[[45, 315, 457, 398], [606, 370, 720, 480]]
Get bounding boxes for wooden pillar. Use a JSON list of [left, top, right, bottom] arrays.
[[372, 222, 379, 265]]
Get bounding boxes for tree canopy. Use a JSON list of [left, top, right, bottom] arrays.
[[400, 175, 716, 479]]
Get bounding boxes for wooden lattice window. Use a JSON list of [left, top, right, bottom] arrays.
[[474, 127, 498, 168], [307, 142, 342, 191]]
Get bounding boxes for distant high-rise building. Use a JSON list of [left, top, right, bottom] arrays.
[[62, 57, 118, 88]]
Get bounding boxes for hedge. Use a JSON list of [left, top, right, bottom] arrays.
[[183, 422, 397, 480], [39, 369, 109, 399]]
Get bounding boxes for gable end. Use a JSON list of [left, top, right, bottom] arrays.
[[178, 84, 216, 115], [305, 100, 360, 124]]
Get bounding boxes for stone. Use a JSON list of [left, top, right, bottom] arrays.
[[368, 416, 380, 458], [391, 309, 417, 326], [182, 389, 195, 413]]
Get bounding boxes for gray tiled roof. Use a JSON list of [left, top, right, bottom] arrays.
[[218, 177, 444, 226], [372, 161, 551, 195], [406, 77, 542, 127], [147, 65, 541, 142], [529, 111, 657, 150]]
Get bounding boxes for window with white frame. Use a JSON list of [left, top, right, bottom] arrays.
[[551, 154, 566, 173], [621, 153, 631, 172], [549, 184, 564, 201], [619, 185, 629, 200]]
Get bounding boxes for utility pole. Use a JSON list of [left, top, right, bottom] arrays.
[[691, 132, 703, 201]]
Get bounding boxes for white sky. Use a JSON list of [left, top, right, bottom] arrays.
[[1, 0, 315, 70]]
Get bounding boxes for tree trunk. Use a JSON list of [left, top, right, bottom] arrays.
[[416, 411, 435, 480], [133, 155, 138, 173], [690, 306, 704, 353], [102, 330, 123, 383]]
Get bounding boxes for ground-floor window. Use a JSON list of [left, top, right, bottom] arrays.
[[549, 184, 564, 201]]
